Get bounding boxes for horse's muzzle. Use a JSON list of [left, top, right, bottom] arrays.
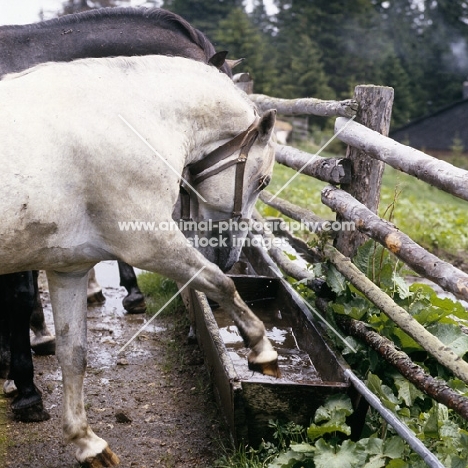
[[183, 219, 250, 272]]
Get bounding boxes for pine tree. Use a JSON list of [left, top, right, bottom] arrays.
[[213, 8, 276, 94], [276, 33, 334, 100], [162, 0, 243, 42], [380, 53, 415, 127], [250, 0, 275, 35], [59, 0, 130, 15]]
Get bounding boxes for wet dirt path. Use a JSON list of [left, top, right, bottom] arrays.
[[0, 261, 228, 467]]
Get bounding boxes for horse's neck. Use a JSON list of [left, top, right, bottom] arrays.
[[186, 103, 256, 165], [0, 18, 207, 76]]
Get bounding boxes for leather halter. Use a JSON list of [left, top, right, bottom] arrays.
[[180, 118, 260, 220]]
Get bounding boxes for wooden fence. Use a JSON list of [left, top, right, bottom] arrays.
[[245, 84, 468, 418]]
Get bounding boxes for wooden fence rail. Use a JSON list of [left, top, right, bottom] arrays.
[[250, 94, 358, 118], [275, 144, 351, 184], [335, 117, 468, 202], [252, 84, 468, 388], [321, 185, 468, 302]]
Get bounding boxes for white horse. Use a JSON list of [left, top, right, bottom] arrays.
[[0, 55, 277, 467]]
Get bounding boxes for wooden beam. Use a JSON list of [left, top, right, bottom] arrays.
[[322, 185, 468, 302], [250, 94, 358, 118], [275, 144, 351, 184], [335, 117, 468, 202]]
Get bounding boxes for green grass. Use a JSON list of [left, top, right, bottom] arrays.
[[0, 396, 9, 466], [137, 272, 183, 316], [379, 166, 468, 254]]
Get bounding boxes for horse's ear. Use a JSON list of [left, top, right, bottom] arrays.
[[258, 110, 277, 142], [226, 57, 245, 70], [208, 51, 229, 69]]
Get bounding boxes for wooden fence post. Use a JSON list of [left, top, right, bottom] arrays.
[[335, 85, 394, 257]]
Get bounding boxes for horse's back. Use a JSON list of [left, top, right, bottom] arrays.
[[0, 7, 227, 76]]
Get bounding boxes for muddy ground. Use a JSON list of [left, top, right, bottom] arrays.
[[0, 261, 229, 468]]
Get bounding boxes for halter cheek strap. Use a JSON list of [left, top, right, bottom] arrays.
[[182, 118, 260, 220]]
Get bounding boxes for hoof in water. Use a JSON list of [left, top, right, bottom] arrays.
[[123, 294, 146, 314], [83, 447, 120, 467], [87, 290, 106, 305], [12, 396, 50, 422], [31, 336, 56, 355], [248, 358, 281, 378]]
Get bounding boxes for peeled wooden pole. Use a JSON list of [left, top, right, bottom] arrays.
[[335, 117, 468, 202], [323, 244, 468, 384], [322, 185, 468, 303], [259, 190, 330, 232], [275, 144, 351, 184], [249, 94, 358, 118]]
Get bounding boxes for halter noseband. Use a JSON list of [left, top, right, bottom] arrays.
[[180, 118, 260, 220]]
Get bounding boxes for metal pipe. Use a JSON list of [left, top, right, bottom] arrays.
[[344, 369, 443, 468]]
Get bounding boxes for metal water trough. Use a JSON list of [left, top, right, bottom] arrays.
[[181, 242, 354, 446]]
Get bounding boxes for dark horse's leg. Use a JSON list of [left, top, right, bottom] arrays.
[[29, 271, 55, 355], [0, 272, 50, 422], [118, 261, 146, 314], [0, 285, 11, 379]]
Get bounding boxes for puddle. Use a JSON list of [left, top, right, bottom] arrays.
[[36, 261, 168, 371]]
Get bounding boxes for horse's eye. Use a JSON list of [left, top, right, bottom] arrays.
[[258, 175, 271, 190]]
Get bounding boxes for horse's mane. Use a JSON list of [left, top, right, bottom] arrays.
[[1, 8, 217, 58]]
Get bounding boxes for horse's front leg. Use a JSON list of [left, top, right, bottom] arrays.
[[134, 236, 279, 377], [203, 274, 280, 377], [46, 269, 120, 467]]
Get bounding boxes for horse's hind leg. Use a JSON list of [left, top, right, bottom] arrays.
[[47, 269, 119, 467], [29, 271, 55, 356], [7, 272, 50, 422], [118, 261, 146, 314]]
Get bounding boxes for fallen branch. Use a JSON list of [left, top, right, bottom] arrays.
[[323, 244, 468, 384], [337, 315, 468, 421]]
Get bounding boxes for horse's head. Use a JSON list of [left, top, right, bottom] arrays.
[[183, 109, 276, 272]]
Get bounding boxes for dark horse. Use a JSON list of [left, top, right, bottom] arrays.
[[0, 6, 232, 422]]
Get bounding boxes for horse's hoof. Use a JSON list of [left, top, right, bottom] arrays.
[[248, 346, 281, 378], [122, 294, 146, 314], [31, 335, 56, 355], [248, 358, 281, 378], [12, 397, 50, 422], [3, 379, 17, 397], [87, 290, 106, 305], [83, 447, 120, 467]]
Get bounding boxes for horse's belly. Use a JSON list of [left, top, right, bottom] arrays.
[[0, 207, 109, 273], [0, 236, 110, 274]]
